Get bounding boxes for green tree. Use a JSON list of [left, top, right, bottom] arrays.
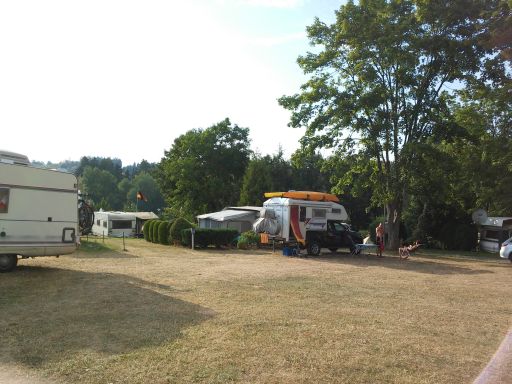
[[81, 166, 122, 210], [279, 0, 506, 249], [290, 149, 330, 192], [158, 118, 251, 220], [126, 172, 165, 213], [76, 156, 123, 180], [239, 156, 273, 206]]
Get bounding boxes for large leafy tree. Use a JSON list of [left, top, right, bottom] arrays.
[[279, 0, 505, 248], [126, 172, 165, 213], [239, 156, 273, 206], [158, 118, 251, 220], [81, 166, 122, 210]]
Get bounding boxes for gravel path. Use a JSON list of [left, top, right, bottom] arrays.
[[473, 329, 512, 384]]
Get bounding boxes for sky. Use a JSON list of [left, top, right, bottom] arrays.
[[0, 0, 341, 165]]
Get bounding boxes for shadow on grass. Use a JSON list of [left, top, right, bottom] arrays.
[[0, 266, 214, 368], [305, 251, 494, 275]]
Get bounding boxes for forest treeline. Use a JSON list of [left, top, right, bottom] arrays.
[[36, 0, 511, 250]]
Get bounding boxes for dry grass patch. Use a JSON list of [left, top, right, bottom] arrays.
[[0, 238, 510, 383]]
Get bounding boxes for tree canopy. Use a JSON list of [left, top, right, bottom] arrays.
[[158, 118, 251, 220], [279, 0, 510, 248]]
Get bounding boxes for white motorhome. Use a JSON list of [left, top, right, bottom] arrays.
[[92, 211, 136, 237], [256, 191, 362, 255], [0, 150, 79, 272]]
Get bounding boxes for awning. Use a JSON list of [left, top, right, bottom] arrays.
[[196, 210, 256, 222]]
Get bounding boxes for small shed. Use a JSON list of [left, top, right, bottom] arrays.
[[133, 211, 159, 237], [479, 217, 512, 252], [197, 207, 263, 233]]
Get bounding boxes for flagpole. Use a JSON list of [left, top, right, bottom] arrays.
[[136, 195, 138, 212]]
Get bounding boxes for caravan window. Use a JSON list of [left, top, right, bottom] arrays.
[[96, 219, 101, 226], [312, 209, 326, 218], [300, 207, 306, 222], [0, 188, 9, 213], [112, 220, 132, 229], [103, 222, 107, 228], [483, 230, 500, 240]]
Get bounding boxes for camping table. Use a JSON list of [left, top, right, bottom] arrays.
[[351, 244, 378, 257]]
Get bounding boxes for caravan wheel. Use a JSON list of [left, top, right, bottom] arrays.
[[0, 254, 17, 272]]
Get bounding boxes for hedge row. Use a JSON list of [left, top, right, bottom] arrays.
[[143, 218, 195, 245], [181, 228, 238, 248]]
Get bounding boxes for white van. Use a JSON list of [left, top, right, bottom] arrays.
[[0, 151, 79, 272]]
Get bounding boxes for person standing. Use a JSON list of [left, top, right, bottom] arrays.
[[376, 222, 384, 258]]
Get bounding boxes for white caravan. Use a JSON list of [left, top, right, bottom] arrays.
[[255, 191, 362, 255], [0, 151, 79, 272], [91, 211, 136, 237]]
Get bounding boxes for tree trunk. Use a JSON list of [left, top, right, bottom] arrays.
[[386, 201, 401, 250]]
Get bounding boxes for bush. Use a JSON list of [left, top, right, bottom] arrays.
[[158, 221, 171, 245], [143, 220, 153, 242], [238, 230, 259, 248], [438, 222, 478, 251], [237, 237, 249, 250], [182, 228, 238, 248], [147, 220, 157, 242], [170, 218, 195, 245], [152, 221, 162, 243]]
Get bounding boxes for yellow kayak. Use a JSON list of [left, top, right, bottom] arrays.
[[264, 191, 340, 203]]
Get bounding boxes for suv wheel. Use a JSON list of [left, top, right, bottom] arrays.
[[307, 240, 321, 256]]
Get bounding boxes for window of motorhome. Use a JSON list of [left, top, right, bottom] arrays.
[[103, 222, 107, 228], [112, 220, 133, 229], [484, 230, 500, 240], [0, 188, 9, 213], [300, 207, 306, 222], [96, 219, 100, 226], [312, 209, 326, 218]]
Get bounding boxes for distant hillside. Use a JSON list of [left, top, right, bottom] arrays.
[[31, 159, 80, 174]]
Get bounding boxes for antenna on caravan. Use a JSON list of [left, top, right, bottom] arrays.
[[472, 209, 488, 225]]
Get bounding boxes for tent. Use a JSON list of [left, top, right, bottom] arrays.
[[197, 207, 262, 233]]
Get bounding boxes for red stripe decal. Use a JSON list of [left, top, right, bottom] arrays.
[[290, 205, 305, 245]]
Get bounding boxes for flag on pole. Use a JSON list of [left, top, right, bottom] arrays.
[[136, 191, 147, 202]]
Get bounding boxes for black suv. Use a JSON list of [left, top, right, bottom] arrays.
[[306, 221, 363, 255]]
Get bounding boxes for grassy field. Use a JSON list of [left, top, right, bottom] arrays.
[[1, 238, 511, 384]]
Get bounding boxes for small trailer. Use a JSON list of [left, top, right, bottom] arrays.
[[91, 211, 136, 238], [254, 191, 362, 255], [0, 150, 79, 272]]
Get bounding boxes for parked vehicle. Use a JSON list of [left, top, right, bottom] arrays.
[[0, 150, 80, 272], [499, 237, 512, 262], [255, 191, 362, 255]]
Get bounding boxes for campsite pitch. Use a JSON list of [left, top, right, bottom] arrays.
[[0, 238, 510, 384]]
